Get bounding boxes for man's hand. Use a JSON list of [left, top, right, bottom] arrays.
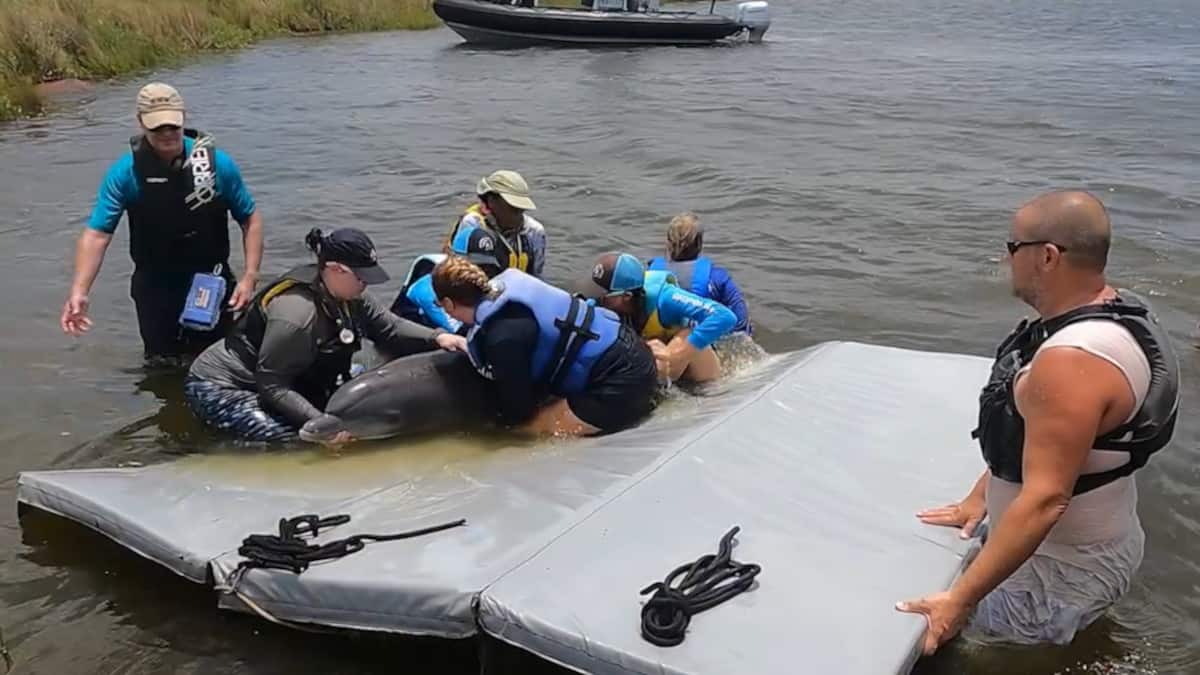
[[917, 492, 987, 539], [895, 590, 973, 656], [228, 273, 257, 311], [435, 332, 468, 353], [61, 292, 93, 336], [646, 339, 671, 379]]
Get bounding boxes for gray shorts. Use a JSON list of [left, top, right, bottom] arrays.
[[963, 518, 1145, 645]]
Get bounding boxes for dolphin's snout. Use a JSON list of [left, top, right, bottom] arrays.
[[299, 414, 346, 443]]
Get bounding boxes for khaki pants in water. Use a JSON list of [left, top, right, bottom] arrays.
[[962, 517, 1145, 645]]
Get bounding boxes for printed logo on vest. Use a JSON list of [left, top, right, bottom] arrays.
[[184, 138, 218, 211]]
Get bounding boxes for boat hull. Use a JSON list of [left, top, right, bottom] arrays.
[[434, 0, 745, 46]]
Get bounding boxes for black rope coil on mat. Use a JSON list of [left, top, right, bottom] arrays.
[[235, 513, 467, 575], [639, 526, 761, 647]]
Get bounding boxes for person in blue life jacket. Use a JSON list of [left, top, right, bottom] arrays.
[[443, 170, 547, 278], [185, 228, 467, 445], [432, 256, 658, 437], [647, 211, 751, 334], [589, 252, 737, 384], [391, 227, 506, 336], [60, 82, 265, 366]]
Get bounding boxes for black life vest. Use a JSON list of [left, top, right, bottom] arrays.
[[972, 290, 1180, 495], [225, 265, 361, 409], [127, 129, 231, 273]]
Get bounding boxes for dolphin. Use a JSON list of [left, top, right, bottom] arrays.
[[298, 350, 495, 443]]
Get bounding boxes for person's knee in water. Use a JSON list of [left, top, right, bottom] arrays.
[[391, 227, 506, 337], [443, 169, 547, 278], [896, 190, 1181, 653], [186, 227, 466, 446], [61, 82, 265, 365], [647, 211, 753, 335], [589, 252, 736, 384], [433, 256, 657, 437]]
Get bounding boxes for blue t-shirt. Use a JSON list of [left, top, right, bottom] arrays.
[[87, 136, 256, 234], [654, 283, 737, 350]]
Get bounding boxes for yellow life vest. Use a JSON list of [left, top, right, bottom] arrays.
[[640, 270, 679, 341], [449, 203, 530, 272], [258, 275, 350, 322]]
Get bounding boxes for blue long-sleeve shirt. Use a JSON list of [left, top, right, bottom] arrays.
[[653, 283, 737, 350], [87, 136, 257, 233], [647, 256, 752, 335], [705, 264, 751, 334]]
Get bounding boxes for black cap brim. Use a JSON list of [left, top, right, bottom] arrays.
[[353, 264, 390, 285]]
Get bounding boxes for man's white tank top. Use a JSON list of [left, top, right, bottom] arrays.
[[986, 319, 1151, 546]]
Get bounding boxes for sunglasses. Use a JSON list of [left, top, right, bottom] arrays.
[[1006, 240, 1069, 255], [148, 124, 182, 134]]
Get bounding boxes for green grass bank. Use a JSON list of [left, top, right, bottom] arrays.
[[0, 0, 440, 121]]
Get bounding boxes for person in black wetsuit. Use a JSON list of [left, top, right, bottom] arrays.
[[185, 228, 467, 444], [432, 256, 659, 436]]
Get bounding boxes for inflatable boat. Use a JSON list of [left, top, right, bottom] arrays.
[[17, 341, 988, 675], [433, 0, 771, 47]]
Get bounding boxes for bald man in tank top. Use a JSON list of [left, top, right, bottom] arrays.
[[897, 191, 1180, 653]]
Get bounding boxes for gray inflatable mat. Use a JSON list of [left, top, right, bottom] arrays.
[[478, 341, 988, 675], [17, 341, 988, 672]]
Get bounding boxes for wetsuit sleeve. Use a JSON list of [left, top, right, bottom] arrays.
[[254, 303, 324, 426], [86, 155, 136, 234], [479, 304, 541, 426], [709, 265, 751, 333], [360, 293, 443, 355], [410, 278, 463, 333], [421, 297, 463, 333], [659, 285, 737, 350], [215, 150, 257, 225]]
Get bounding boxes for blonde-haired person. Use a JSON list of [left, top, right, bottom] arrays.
[[432, 257, 658, 436], [647, 212, 752, 335]]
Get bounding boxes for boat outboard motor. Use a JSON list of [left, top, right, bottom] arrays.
[[735, 1, 770, 42]]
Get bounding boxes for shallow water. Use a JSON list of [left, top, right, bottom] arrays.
[[1, 0, 1198, 672]]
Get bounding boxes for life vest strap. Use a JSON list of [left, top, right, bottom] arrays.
[[547, 297, 601, 392]]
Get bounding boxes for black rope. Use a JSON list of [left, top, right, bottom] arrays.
[[235, 513, 467, 575], [639, 526, 761, 647]]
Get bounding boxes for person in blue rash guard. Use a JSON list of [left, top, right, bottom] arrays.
[[647, 211, 752, 335], [60, 82, 264, 366], [433, 257, 658, 437], [391, 228, 506, 335], [589, 252, 736, 384]]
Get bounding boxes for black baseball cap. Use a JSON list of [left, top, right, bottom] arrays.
[[452, 228, 503, 270], [322, 228, 389, 285]]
